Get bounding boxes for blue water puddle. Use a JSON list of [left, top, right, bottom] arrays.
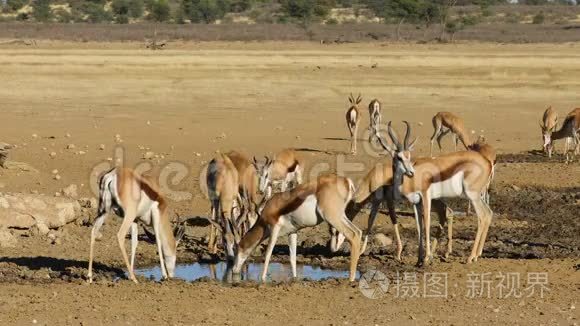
[[134, 262, 354, 282]]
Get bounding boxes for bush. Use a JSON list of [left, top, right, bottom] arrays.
[[325, 17, 338, 24], [279, 0, 332, 24], [532, 11, 545, 24], [112, 0, 130, 23], [32, 0, 53, 22], [180, 0, 230, 23], [83, 2, 112, 22], [127, 0, 143, 18], [230, 0, 252, 13], [6, 0, 28, 12], [148, 0, 170, 21], [54, 8, 75, 22]]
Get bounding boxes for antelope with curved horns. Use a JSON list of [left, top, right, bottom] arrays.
[[329, 162, 451, 261], [540, 106, 558, 157], [429, 112, 472, 157], [225, 150, 261, 232], [346, 93, 362, 154], [88, 167, 184, 283], [206, 153, 244, 261], [546, 108, 580, 163], [253, 148, 303, 200], [232, 174, 362, 282], [377, 121, 493, 266], [367, 99, 382, 143]]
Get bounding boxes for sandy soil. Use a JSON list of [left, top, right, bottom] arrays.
[[0, 41, 578, 325]]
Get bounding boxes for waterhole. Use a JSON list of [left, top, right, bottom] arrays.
[[134, 262, 355, 282]]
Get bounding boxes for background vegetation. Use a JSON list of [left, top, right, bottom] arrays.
[[1, 0, 579, 43]]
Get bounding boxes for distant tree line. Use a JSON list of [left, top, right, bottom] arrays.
[[0, 0, 577, 25]]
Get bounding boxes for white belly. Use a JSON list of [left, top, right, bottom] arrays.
[[429, 172, 464, 199], [278, 195, 321, 235]]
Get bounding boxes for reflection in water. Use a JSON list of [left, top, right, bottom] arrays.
[[134, 262, 353, 282]]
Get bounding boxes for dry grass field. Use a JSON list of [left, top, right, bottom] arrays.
[[0, 41, 579, 325]]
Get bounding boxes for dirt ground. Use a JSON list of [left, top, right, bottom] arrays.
[[0, 41, 578, 325]]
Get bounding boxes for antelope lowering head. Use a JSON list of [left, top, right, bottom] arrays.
[[252, 156, 273, 195]]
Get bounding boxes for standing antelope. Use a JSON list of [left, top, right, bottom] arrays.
[[378, 121, 493, 266], [226, 150, 261, 231], [346, 93, 362, 154], [430, 111, 472, 157], [467, 136, 497, 216], [88, 168, 182, 283], [329, 163, 451, 261], [540, 106, 558, 157], [253, 148, 303, 200], [368, 99, 382, 143], [545, 108, 580, 163], [206, 153, 242, 261], [232, 175, 362, 282]]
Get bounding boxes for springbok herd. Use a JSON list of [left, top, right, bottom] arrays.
[[87, 96, 580, 283]]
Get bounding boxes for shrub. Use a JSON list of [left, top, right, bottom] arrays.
[[127, 0, 143, 18], [148, 0, 170, 21], [6, 0, 28, 12], [279, 0, 333, 24], [112, 0, 130, 23], [180, 0, 230, 23], [83, 2, 112, 22], [325, 17, 338, 24], [54, 7, 75, 22], [532, 12, 545, 24], [32, 0, 53, 22]]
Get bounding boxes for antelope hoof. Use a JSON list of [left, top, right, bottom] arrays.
[[466, 256, 476, 264]]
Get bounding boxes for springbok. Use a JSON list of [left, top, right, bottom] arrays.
[[232, 174, 362, 282], [88, 167, 183, 283], [346, 93, 362, 154], [368, 99, 382, 143], [206, 153, 242, 261], [466, 135, 496, 216], [540, 106, 558, 157], [430, 111, 472, 157], [546, 108, 580, 163], [253, 148, 303, 200], [329, 163, 451, 261], [225, 150, 260, 231], [378, 121, 493, 266]]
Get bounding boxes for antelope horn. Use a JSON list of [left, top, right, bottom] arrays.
[[356, 93, 362, 104], [403, 120, 411, 149], [387, 121, 402, 151]]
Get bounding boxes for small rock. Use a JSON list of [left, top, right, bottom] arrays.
[[35, 223, 50, 236], [42, 147, 47, 151], [372, 233, 393, 247], [147, 120, 151, 125], [77, 151, 86, 155], [99, 144, 105, 150], [511, 185, 521, 191], [65, 133, 71, 138], [49, 152, 57, 158], [418, 122, 424, 126], [143, 151, 155, 160], [54, 192, 61, 197], [194, 152, 201, 157], [54, 174, 61, 181], [493, 308, 500, 313], [62, 184, 78, 199], [51, 169, 59, 175], [0, 227, 17, 248], [66, 144, 75, 150], [32, 134, 38, 139]]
